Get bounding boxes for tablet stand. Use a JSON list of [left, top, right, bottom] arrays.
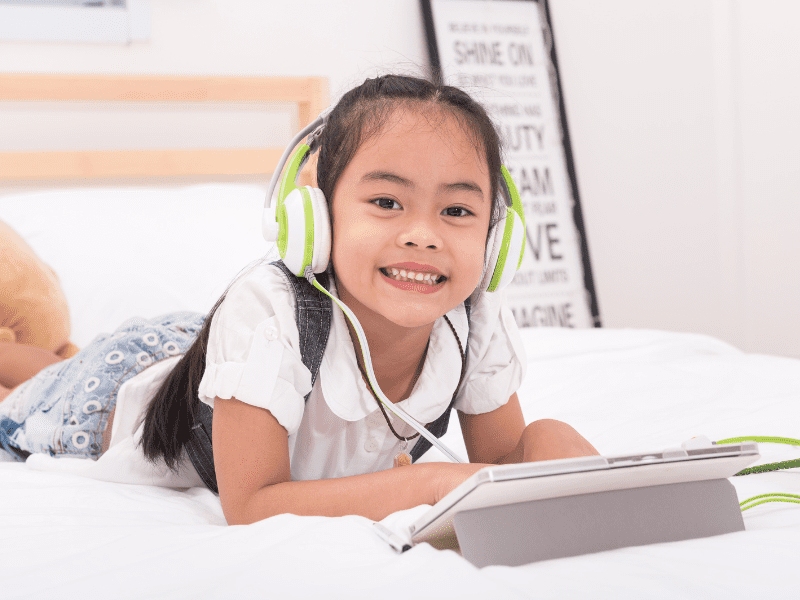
[[452, 478, 744, 568]]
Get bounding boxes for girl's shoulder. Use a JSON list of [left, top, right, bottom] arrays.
[[222, 260, 298, 314], [466, 289, 516, 336], [211, 260, 302, 346], [459, 289, 527, 403]]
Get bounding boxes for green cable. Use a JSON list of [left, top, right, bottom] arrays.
[[717, 436, 800, 446], [740, 493, 800, 512], [715, 439, 800, 512], [734, 459, 800, 476], [714, 436, 800, 476]]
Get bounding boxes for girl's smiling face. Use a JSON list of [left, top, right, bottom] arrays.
[[330, 105, 493, 329]]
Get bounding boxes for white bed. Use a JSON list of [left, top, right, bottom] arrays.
[[1, 77, 799, 599], [2, 183, 799, 599]]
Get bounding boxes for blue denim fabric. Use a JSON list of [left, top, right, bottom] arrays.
[[0, 312, 204, 461]]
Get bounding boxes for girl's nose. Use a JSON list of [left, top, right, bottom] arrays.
[[398, 217, 443, 250]]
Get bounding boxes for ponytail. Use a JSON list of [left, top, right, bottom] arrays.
[[139, 293, 226, 470]]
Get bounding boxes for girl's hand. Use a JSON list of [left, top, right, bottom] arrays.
[[431, 418, 600, 504]]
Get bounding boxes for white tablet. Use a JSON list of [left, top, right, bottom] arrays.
[[409, 441, 760, 550]]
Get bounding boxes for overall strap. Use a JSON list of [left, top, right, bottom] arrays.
[[409, 298, 471, 462], [271, 261, 333, 402], [187, 261, 333, 493]]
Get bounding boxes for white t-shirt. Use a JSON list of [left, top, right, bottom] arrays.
[[197, 261, 527, 481]]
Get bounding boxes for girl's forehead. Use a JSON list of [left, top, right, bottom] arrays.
[[348, 106, 489, 176], [369, 105, 477, 148]]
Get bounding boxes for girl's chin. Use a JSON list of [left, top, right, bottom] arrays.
[[371, 297, 459, 330], [335, 272, 469, 328]]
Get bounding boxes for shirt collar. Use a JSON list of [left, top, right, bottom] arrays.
[[319, 281, 469, 423]]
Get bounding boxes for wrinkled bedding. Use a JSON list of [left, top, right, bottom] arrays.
[[1, 185, 798, 599]]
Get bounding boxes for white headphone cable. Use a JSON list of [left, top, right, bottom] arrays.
[[305, 267, 466, 464]]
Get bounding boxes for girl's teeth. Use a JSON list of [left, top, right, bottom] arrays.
[[384, 268, 442, 285]]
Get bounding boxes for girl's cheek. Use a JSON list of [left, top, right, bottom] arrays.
[[349, 221, 382, 242], [459, 236, 488, 274]]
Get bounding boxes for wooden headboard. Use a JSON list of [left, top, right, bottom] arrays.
[[0, 74, 329, 181]]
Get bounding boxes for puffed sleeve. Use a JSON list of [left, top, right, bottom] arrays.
[[454, 290, 527, 415], [197, 262, 311, 435]]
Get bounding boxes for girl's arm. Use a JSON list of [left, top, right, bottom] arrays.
[[458, 393, 599, 464], [213, 397, 487, 525]]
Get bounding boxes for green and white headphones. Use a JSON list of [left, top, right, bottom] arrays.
[[263, 109, 527, 293]]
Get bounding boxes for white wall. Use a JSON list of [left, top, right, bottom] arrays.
[[0, 0, 430, 100], [549, 0, 800, 358], [0, 0, 798, 358]]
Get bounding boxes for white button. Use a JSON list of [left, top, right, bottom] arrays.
[[264, 326, 278, 341], [364, 438, 379, 453]]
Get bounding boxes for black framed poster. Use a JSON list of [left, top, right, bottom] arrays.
[[421, 0, 601, 328]]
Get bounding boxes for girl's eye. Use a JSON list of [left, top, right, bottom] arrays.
[[372, 198, 401, 210], [442, 206, 473, 218]]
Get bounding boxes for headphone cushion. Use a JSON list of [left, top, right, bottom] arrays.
[[479, 209, 524, 292], [307, 186, 331, 274], [480, 219, 504, 291]]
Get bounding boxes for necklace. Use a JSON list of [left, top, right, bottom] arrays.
[[356, 314, 467, 467]]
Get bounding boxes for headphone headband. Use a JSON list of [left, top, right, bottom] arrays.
[[264, 108, 332, 211]]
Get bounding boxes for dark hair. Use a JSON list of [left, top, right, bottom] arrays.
[[140, 74, 504, 470], [316, 74, 504, 228]]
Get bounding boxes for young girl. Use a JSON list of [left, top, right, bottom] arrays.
[[1, 75, 598, 522]]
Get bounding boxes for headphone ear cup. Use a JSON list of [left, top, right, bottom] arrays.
[[277, 186, 330, 276], [479, 208, 525, 292], [307, 186, 331, 274]]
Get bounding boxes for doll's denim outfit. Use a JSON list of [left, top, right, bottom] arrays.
[[0, 312, 204, 461]]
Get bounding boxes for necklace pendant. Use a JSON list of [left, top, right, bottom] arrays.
[[394, 451, 412, 468], [394, 439, 411, 467]]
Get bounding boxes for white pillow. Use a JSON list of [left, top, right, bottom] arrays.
[[1, 183, 271, 347]]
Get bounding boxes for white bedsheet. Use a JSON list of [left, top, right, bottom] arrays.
[[2, 185, 799, 598], [3, 327, 799, 599]]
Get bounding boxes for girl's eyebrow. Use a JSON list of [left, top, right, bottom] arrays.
[[361, 170, 485, 198], [361, 170, 413, 187], [444, 181, 485, 197]]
